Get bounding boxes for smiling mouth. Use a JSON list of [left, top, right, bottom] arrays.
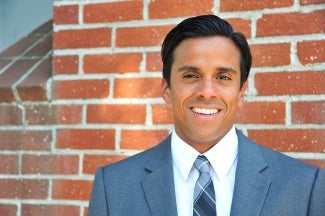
[[191, 107, 220, 115]]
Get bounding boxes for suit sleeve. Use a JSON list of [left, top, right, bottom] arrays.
[[88, 167, 109, 216], [308, 168, 325, 216]]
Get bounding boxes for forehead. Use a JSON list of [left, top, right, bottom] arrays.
[[175, 36, 238, 53], [172, 36, 241, 66]]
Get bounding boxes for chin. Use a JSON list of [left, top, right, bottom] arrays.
[[193, 128, 228, 142], [190, 134, 221, 144]]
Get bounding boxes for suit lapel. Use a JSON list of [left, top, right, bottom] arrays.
[[230, 130, 271, 216], [141, 136, 178, 216], [139, 131, 271, 216]]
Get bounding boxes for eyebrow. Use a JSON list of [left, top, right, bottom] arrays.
[[216, 67, 238, 74], [177, 65, 238, 74], [177, 65, 199, 72]]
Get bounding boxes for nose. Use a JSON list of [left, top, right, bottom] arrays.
[[196, 77, 217, 100]]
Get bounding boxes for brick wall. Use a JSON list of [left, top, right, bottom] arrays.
[[0, 0, 324, 215]]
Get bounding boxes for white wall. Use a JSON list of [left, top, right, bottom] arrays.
[[0, 0, 53, 52]]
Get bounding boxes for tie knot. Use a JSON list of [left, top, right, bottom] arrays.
[[194, 155, 210, 174]]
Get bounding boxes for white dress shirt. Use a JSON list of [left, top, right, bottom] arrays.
[[171, 126, 238, 216]]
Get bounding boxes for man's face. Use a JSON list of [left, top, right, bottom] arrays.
[[162, 36, 247, 152]]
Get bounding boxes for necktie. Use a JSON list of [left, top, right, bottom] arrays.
[[193, 155, 216, 216]]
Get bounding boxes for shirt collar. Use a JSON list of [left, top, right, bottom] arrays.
[[171, 126, 238, 181]]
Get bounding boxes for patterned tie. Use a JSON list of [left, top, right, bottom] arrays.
[[193, 155, 216, 216]]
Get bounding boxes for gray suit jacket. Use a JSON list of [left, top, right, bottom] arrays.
[[88, 130, 325, 216]]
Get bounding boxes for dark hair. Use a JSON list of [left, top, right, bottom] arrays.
[[161, 14, 252, 88]]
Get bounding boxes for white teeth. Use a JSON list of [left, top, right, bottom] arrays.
[[192, 107, 219, 115]]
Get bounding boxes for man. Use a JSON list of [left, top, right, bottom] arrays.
[[88, 15, 325, 216]]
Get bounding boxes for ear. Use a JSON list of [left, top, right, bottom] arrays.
[[162, 79, 171, 104], [238, 81, 248, 108]]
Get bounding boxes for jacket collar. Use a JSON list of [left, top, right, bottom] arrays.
[[230, 130, 271, 216], [141, 136, 178, 216]]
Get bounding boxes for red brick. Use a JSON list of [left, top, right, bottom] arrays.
[[226, 18, 251, 38], [0, 179, 48, 199], [52, 180, 92, 200], [0, 60, 11, 70], [54, 5, 79, 24], [0, 130, 51, 151], [22, 155, 79, 174], [302, 159, 325, 169], [87, 104, 146, 124], [220, 0, 293, 11], [121, 130, 169, 150], [83, 155, 127, 174], [257, 10, 325, 37], [300, 0, 325, 5], [149, 0, 213, 18], [17, 82, 48, 102], [114, 78, 162, 98], [0, 204, 17, 216], [0, 88, 15, 103], [292, 101, 325, 124], [297, 40, 325, 65], [56, 129, 115, 150], [235, 102, 286, 124], [26, 104, 82, 125], [84, 1, 143, 23], [0, 105, 22, 125], [84, 207, 88, 216], [116, 25, 173, 47], [152, 104, 173, 124], [17, 58, 52, 101], [255, 71, 325, 95], [83, 53, 142, 74], [250, 43, 290, 67], [0, 36, 39, 59], [53, 28, 111, 49], [22, 204, 80, 216], [147, 52, 162, 72], [53, 55, 78, 75], [53, 79, 109, 99], [0, 155, 18, 174], [0, 59, 38, 86], [248, 129, 325, 152], [24, 34, 52, 57]]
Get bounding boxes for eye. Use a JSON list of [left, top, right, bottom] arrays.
[[217, 74, 231, 80], [183, 73, 199, 79]]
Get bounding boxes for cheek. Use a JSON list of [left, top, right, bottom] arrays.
[[170, 93, 183, 108]]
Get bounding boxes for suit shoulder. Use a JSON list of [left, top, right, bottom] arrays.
[[236, 130, 319, 174], [259, 144, 317, 172], [98, 135, 171, 176]]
